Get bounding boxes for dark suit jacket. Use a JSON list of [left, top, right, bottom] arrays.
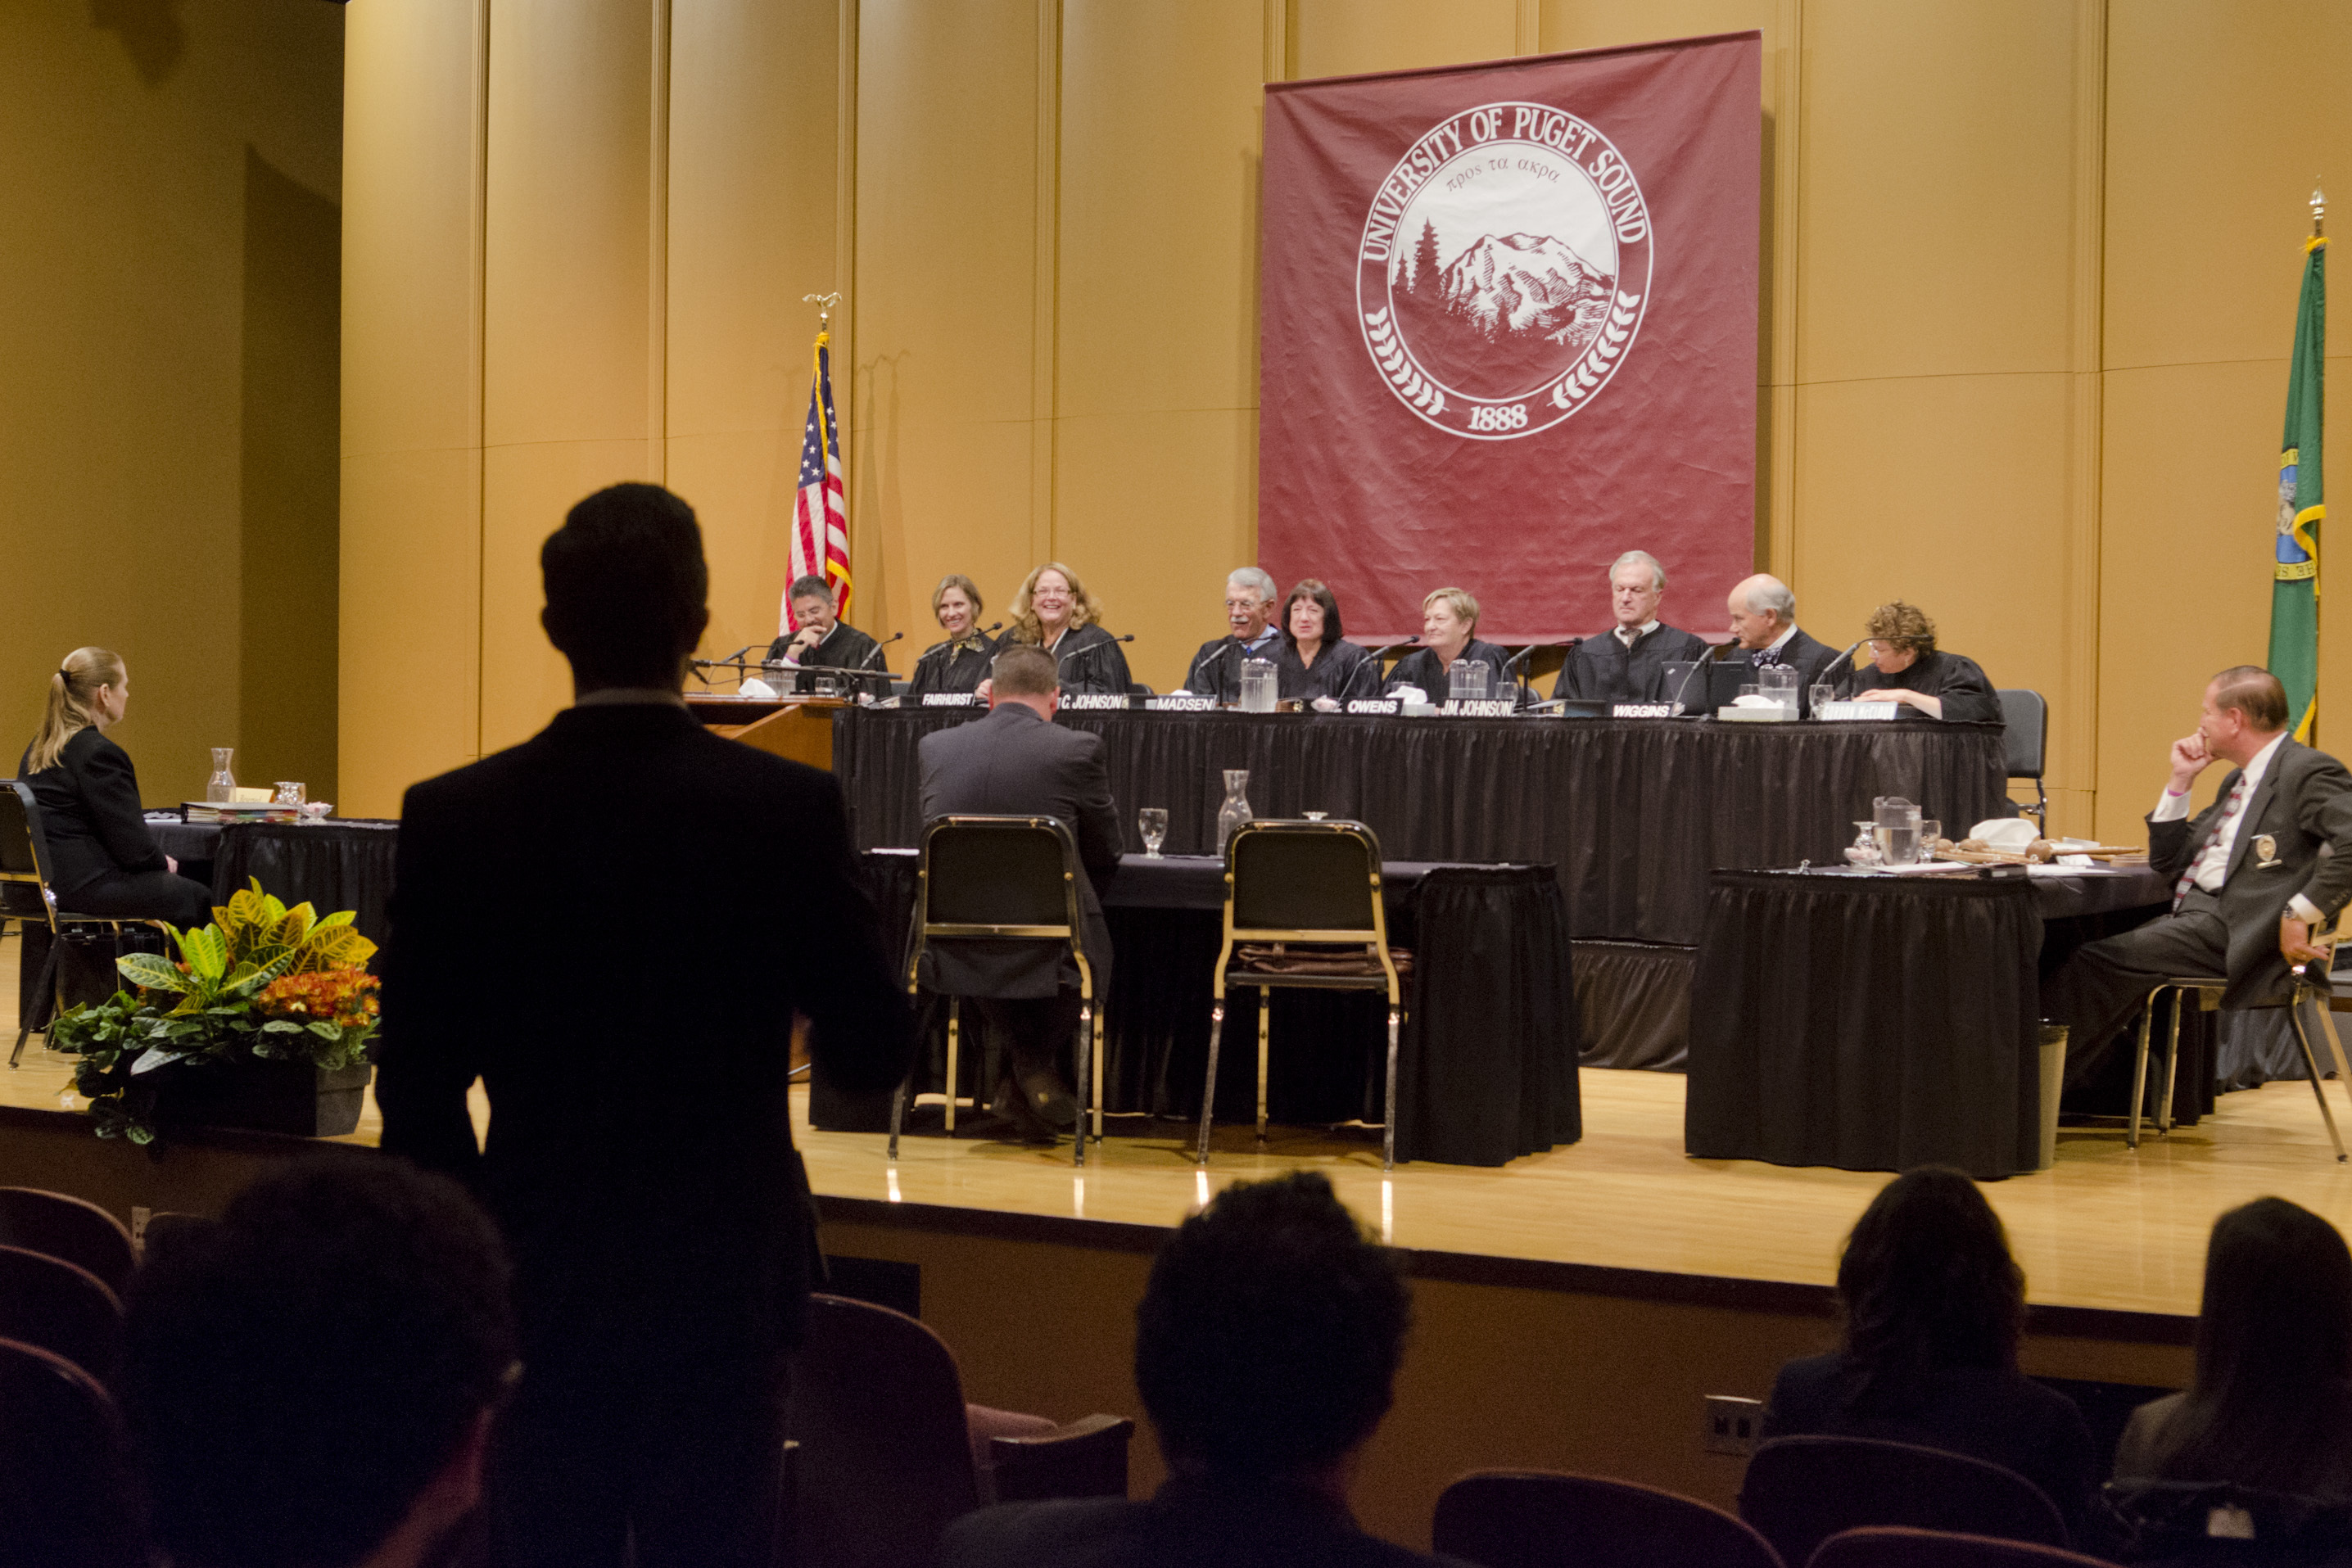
[[2150, 737, 2352, 1008], [16, 727, 167, 896], [1555, 623, 1712, 702], [376, 703, 911, 1357], [1745, 626, 1843, 713], [939, 1475, 1471, 1568], [1762, 1353, 2096, 1539], [916, 703, 1121, 998], [1183, 634, 1286, 701]]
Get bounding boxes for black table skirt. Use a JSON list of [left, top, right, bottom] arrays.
[[832, 709, 2006, 945], [817, 852, 1581, 1167], [150, 820, 399, 951]]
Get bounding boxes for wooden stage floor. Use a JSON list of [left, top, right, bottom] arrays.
[[7, 938, 2350, 1321]]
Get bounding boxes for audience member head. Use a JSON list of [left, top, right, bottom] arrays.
[[988, 644, 1061, 718], [2199, 666, 2291, 766], [1420, 587, 1479, 658], [1011, 563, 1102, 643], [1728, 574, 1796, 650], [1134, 1172, 1410, 1493], [932, 574, 984, 639], [540, 483, 711, 693], [1836, 1167, 2024, 1408], [2146, 1197, 2352, 1498], [1285, 580, 1345, 650], [121, 1155, 516, 1568], [28, 647, 129, 772], [1861, 600, 1936, 673], [1609, 550, 1667, 631], [789, 572, 840, 638], [1226, 567, 1278, 642]]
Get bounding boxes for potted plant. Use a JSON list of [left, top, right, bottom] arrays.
[[47, 880, 382, 1143]]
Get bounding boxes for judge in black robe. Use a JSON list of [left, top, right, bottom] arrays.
[[1382, 585, 1515, 704], [1275, 578, 1381, 704], [1831, 601, 2001, 725], [1007, 563, 1133, 697], [1725, 573, 1848, 716], [907, 573, 997, 698], [1038, 622, 1131, 697], [1182, 568, 1286, 702], [1554, 549, 1712, 702], [765, 575, 880, 684]]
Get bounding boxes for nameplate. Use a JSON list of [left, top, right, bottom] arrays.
[[1817, 700, 1897, 721], [920, 693, 977, 707], [1612, 703, 1676, 719], [1441, 699, 1517, 718], [1144, 696, 1214, 712], [1061, 694, 1133, 712], [1346, 698, 1400, 716]]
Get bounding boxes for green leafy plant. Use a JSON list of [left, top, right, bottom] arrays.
[[47, 881, 381, 1145]]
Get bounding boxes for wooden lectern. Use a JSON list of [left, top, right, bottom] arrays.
[[684, 694, 844, 770]]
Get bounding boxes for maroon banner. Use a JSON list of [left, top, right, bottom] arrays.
[[1260, 34, 1760, 641]]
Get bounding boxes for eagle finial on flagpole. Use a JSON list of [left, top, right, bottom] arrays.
[[803, 291, 843, 337], [2314, 184, 2327, 241]]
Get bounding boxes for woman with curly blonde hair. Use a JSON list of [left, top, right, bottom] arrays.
[[1832, 600, 2001, 724], [1006, 563, 1130, 696]]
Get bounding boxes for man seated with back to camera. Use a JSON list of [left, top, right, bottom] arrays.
[[1180, 567, 1285, 702], [767, 572, 880, 688], [1554, 549, 1711, 703], [940, 1171, 1470, 1567], [916, 643, 1121, 1144]]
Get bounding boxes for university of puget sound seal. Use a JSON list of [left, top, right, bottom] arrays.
[[1355, 102, 1653, 441]]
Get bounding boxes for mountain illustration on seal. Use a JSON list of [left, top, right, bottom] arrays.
[[1395, 222, 1616, 397]]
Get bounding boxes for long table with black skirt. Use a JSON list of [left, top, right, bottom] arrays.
[[832, 708, 2008, 947], [147, 819, 400, 949], [1683, 865, 2182, 1180], [811, 850, 1581, 1168]]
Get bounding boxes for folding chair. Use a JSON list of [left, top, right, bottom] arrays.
[[1808, 1527, 2117, 1568], [2, 782, 173, 1067], [1434, 1468, 1785, 1568], [1739, 1436, 2069, 1568], [0, 1335, 143, 1567], [889, 816, 1104, 1167], [0, 1189, 137, 1299], [2130, 969, 2352, 1160], [1196, 820, 1407, 1171], [1995, 689, 2047, 828]]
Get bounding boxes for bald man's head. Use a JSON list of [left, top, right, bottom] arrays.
[[1728, 574, 1796, 650]]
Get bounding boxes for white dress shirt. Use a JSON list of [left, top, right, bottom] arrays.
[[1616, 619, 1661, 648], [1759, 625, 1797, 659], [2153, 734, 2321, 920]]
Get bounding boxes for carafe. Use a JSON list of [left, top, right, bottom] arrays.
[[206, 748, 236, 805], [1238, 657, 1278, 713], [1216, 769, 1254, 854]]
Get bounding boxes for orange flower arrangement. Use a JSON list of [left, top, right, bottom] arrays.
[[256, 969, 382, 1032]]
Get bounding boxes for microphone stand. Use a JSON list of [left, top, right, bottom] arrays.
[[1668, 641, 1736, 716], [1499, 639, 1573, 710]]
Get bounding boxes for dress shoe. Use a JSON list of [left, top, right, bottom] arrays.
[[988, 1081, 1060, 1145], [1018, 1069, 1079, 1131]]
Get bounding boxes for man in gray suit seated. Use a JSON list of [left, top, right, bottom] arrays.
[[2047, 665, 2352, 1087], [917, 643, 1121, 1142]]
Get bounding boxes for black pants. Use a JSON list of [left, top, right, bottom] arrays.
[[977, 992, 1082, 1083], [2044, 888, 2228, 1087], [16, 870, 213, 1024]]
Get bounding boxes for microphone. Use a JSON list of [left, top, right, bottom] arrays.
[[1364, 635, 1421, 665], [1181, 639, 1232, 698], [1499, 639, 1573, 706], [857, 630, 904, 671], [1817, 639, 1866, 687], [1669, 640, 1737, 715]]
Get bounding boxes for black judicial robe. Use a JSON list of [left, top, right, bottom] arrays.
[[1554, 623, 1711, 703], [1834, 648, 2001, 725], [907, 632, 998, 698], [1180, 634, 1287, 701], [765, 621, 881, 674], [1281, 639, 1382, 703], [1385, 640, 1515, 704], [1036, 622, 1132, 697]]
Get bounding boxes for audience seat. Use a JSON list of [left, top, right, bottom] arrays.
[[1433, 1469, 1785, 1568], [0, 1243, 122, 1385], [1741, 1437, 2069, 1568], [0, 1335, 142, 1567], [783, 1292, 1132, 1568], [0, 1188, 136, 1298], [1807, 1525, 2117, 1568]]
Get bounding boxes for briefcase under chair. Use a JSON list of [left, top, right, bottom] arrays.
[[1197, 820, 1409, 1172], [0, 783, 170, 1069], [889, 815, 1105, 1168]]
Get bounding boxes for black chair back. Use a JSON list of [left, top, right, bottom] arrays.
[[1740, 1436, 2069, 1568], [0, 783, 52, 924], [1229, 820, 1382, 935], [920, 817, 1076, 933], [0, 1245, 124, 1386], [1997, 689, 2047, 779], [1809, 1525, 2118, 1568], [1435, 1469, 1786, 1568], [0, 1335, 143, 1566], [0, 1191, 136, 1299]]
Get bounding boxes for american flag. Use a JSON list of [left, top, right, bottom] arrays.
[[785, 334, 851, 631]]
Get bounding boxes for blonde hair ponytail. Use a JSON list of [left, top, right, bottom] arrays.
[[27, 648, 124, 774]]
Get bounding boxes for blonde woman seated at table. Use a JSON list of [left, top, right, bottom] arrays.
[[1002, 563, 1131, 697], [1382, 587, 1513, 704], [1830, 600, 2001, 724], [16, 647, 211, 929], [907, 574, 999, 699]]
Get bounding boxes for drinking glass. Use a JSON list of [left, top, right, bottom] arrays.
[[1918, 819, 1943, 858], [1809, 683, 1837, 716], [274, 781, 305, 807], [1739, 683, 1762, 701], [1138, 807, 1169, 857]]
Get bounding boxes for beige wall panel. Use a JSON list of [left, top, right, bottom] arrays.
[[668, 430, 796, 663], [341, 0, 482, 815], [1053, 411, 1260, 693], [482, 0, 655, 450], [1291, 0, 1517, 79], [1793, 373, 2077, 826], [1797, 0, 2078, 384], [853, 0, 1039, 644], [2104, 2, 2352, 374], [1541, 0, 1774, 58], [478, 441, 662, 753], [342, 0, 482, 458], [339, 450, 483, 816]]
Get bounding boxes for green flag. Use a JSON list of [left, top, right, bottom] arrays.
[[2270, 234, 2327, 741]]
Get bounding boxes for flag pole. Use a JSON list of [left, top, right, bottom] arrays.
[[2314, 186, 2326, 750]]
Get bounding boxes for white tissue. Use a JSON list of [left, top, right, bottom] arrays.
[[740, 678, 778, 700]]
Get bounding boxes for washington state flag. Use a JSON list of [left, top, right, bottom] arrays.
[[2271, 233, 2327, 740]]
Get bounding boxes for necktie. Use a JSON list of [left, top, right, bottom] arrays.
[[1753, 646, 1780, 669], [2173, 776, 2248, 912]]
